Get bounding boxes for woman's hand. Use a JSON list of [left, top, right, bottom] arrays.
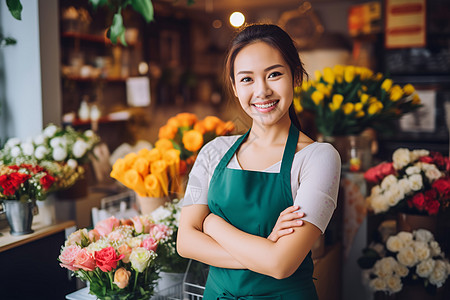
[[267, 205, 304, 242]]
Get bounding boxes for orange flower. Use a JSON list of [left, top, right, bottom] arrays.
[[123, 169, 146, 196], [132, 157, 150, 177], [144, 174, 162, 198], [123, 152, 138, 168], [203, 116, 221, 132], [182, 130, 204, 152], [110, 158, 126, 181], [113, 267, 131, 289], [146, 148, 161, 163], [193, 121, 207, 135], [216, 120, 235, 135], [137, 148, 150, 158], [150, 160, 169, 196], [176, 112, 197, 127], [158, 124, 178, 140], [155, 139, 174, 152]]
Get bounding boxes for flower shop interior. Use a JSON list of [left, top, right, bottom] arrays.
[[1, 0, 450, 299]]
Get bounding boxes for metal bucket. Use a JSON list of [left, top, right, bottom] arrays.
[[0, 199, 35, 235]]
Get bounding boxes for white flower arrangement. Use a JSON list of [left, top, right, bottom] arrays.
[[358, 229, 450, 295]]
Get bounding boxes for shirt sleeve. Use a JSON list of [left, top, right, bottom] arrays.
[[294, 143, 341, 234]]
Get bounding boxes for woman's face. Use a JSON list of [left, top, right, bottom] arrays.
[[232, 41, 293, 128]]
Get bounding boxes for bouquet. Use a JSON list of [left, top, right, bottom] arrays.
[[0, 163, 56, 201], [149, 199, 188, 273], [58, 215, 172, 300], [293, 65, 422, 136], [358, 229, 450, 295], [157, 112, 235, 166], [365, 148, 450, 215], [110, 146, 182, 198], [0, 123, 100, 191]]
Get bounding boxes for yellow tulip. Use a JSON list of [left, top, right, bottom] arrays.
[[301, 81, 310, 91], [323, 67, 335, 84], [110, 158, 126, 181], [155, 139, 174, 151], [369, 96, 378, 104], [132, 157, 150, 178], [146, 148, 161, 164], [124, 153, 138, 168], [390, 85, 403, 101], [167, 116, 180, 128], [360, 94, 369, 104], [124, 169, 146, 196], [137, 148, 150, 158], [368, 102, 383, 115], [150, 160, 169, 196], [176, 112, 198, 127], [294, 99, 303, 113], [354, 102, 363, 112], [381, 79, 393, 91], [333, 65, 344, 77], [332, 94, 344, 108], [316, 83, 330, 97], [314, 70, 322, 81], [163, 149, 181, 193], [356, 110, 365, 118], [311, 91, 324, 105], [344, 66, 355, 83], [403, 84, 415, 95], [361, 85, 368, 92], [342, 103, 354, 115], [375, 73, 383, 81], [412, 93, 421, 105], [144, 174, 162, 198], [158, 124, 178, 140]]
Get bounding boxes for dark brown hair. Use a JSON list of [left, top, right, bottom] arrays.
[[224, 24, 308, 131]]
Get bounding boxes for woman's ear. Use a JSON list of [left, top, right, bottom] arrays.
[[231, 78, 238, 98]]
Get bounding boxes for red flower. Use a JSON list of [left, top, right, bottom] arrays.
[[424, 189, 437, 202], [40, 174, 55, 190], [8, 165, 20, 171], [1, 178, 17, 196], [411, 193, 426, 211], [419, 156, 433, 164], [425, 200, 440, 215], [432, 178, 450, 196], [95, 246, 124, 272], [364, 162, 395, 184]]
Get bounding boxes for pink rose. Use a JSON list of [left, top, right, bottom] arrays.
[[117, 244, 133, 263], [59, 245, 81, 271], [95, 216, 120, 237], [89, 229, 101, 242], [74, 248, 96, 271], [141, 236, 158, 252], [150, 224, 170, 241], [364, 162, 395, 184], [95, 246, 124, 272], [108, 230, 126, 242], [131, 216, 144, 234]]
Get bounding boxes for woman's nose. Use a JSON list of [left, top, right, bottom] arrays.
[[255, 81, 272, 99]]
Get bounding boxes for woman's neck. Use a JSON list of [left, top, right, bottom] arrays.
[[249, 116, 292, 147]]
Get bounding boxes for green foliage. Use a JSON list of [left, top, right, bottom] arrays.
[[6, 0, 22, 20]]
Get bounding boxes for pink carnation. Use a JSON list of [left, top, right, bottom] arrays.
[[95, 216, 120, 237], [142, 236, 158, 252], [150, 224, 170, 241], [59, 245, 82, 271], [74, 248, 96, 271]]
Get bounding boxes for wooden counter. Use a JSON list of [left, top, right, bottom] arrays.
[[0, 219, 76, 253]]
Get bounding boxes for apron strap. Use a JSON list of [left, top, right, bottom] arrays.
[[280, 123, 299, 175], [215, 129, 250, 171], [217, 292, 282, 300]]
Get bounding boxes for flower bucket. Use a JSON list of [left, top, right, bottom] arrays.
[[1, 199, 35, 235], [396, 213, 437, 234], [155, 271, 184, 295], [34, 195, 56, 226], [135, 193, 170, 215]]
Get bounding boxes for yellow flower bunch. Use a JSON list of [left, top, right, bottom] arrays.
[[110, 146, 182, 198], [293, 65, 422, 136], [157, 112, 235, 169]]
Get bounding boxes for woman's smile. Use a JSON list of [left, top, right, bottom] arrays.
[[252, 100, 280, 113]]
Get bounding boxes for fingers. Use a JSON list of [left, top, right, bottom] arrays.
[[277, 219, 304, 230], [279, 205, 300, 216]]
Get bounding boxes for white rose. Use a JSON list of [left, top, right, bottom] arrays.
[[416, 258, 436, 278], [86, 239, 111, 252], [385, 275, 402, 293], [129, 247, 153, 273], [411, 149, 429, 161], [50, 137, 65, 149], [369, 277, 387, 292], [381, 174, 398, 190], [429, 241, 442, 256], [6, 137, 21, 148], [21, 142, 34, 156], [393, 148, 411, 169], [369, 195, 390, 214], [425, 166, 443, 182], [73, 140, 88, 158], [394, 263, 409, 277], [398, 178, 412, 195], [387, 236, 404, 253], [413, 229, 434, 243], [413, 241, 431, 261], [127, 237, 143, 249], [10, 146, 21, 158], [429, 260, 448, 287], [408, 174, 423, 191], [33, 134, 46, 145], [151, 206, 171, 223], [397, 232, 413, 245], [43, 124, 58, 137], [371, 185, 382, 196], [52, 147, 67, 161], [34, 145, 49, 160], [405, 165, 421, 175], [388, 186, 404, 206], [373, 257, 396, 278], [84, 130, 94, 138], [67, 159, 78, 169], [397, 246, 418, 267]]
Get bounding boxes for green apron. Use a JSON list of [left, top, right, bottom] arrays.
[[205, 123, 318, 300]]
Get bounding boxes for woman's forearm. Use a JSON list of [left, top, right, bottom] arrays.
[[203, 214, 320, 279]]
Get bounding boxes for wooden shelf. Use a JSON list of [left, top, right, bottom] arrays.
[[61, 31, 136, 47], [63, 75, 129, 82]]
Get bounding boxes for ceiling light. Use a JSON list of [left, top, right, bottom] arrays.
[[229, 12, 245, 28]]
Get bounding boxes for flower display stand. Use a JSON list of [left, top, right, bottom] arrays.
[[396, 213, 437, 234], [136, 194, 170, 215]]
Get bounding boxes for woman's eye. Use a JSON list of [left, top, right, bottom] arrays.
[[268, 72, 282, 78], [240, 77, 252, 83]]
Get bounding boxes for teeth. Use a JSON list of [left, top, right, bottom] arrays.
[[254, 101, 277, 109]]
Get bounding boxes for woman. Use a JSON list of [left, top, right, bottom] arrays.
[[177, 24, 341, 299]]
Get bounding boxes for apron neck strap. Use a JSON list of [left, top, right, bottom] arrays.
[[217, 123, 299, 173]]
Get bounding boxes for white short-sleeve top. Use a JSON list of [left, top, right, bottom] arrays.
[[182, 135, 341, 234]]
